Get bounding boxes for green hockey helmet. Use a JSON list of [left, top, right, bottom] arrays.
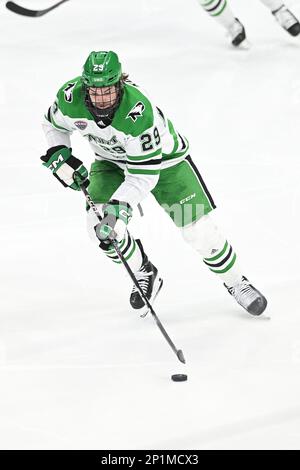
[[82, 51, 124, 123], [82, 51, 122, 87]]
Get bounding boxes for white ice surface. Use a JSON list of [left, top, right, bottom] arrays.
[[1, 0, 300, 450]]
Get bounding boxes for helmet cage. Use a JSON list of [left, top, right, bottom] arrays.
[[83, 80, 123, 121]]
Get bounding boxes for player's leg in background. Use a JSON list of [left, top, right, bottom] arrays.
[[86, 160, 162, 312], [197, 0, 247, 46], [153, 156, 267, 315], [260, 0, 300, 35]]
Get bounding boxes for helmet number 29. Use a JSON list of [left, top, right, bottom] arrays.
[[140, 127, 161, 152], [93, 64, 104, 72]]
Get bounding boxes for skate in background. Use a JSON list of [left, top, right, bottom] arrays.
[[198, 0, 300, 46]]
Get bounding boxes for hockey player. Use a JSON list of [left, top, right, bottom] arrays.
[[198, 0, 300, 46], [41, 51, 267, 316]]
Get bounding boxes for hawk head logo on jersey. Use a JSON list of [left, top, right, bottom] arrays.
[[63, 82, 77, 103], [126, 101, 145, 122]]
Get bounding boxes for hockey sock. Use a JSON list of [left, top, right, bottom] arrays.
[[86, 205, 143, 273], [182, 214, 242, 287], [203, 240, 241, 287], [198, 0, 236, 29], [260, 0, 284, 11], [101, 230, 143, 273]]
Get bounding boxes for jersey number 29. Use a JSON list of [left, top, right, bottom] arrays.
[[140, 127, 161, 152]]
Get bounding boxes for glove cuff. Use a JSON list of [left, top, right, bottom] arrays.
[[103, 200, 132, 224]]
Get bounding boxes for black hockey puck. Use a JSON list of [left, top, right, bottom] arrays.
[[171, 374, 188, 382]]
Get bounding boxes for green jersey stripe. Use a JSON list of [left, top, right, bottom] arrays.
[[167, 119, 179, 155], [162, 143, 189, 161], [127, 159, 162, 168], [127, 168, 160, 175], [127, 149, 162, 161]]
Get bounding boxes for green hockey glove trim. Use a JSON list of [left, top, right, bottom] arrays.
[[103, 200, 132, 225], [95, 200, 132, 243], [41, 146, 89, 191], [41, 145, 72, 172]]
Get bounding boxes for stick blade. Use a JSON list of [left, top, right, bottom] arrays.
[[6, 0, 69, 17], [177, 349, 186, 364], [6, 2, 40, 17]]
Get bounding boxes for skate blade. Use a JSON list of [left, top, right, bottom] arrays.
[[140, 277, 163, 318], [234, 38, 251, 50]]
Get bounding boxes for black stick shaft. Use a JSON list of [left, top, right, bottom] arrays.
[[81, 185, 186, 364]]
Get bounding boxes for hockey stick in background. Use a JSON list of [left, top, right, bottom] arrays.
[[79, 179, 186, 364], [6, 0, 70, 17]]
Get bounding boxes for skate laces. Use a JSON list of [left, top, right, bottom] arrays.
[[230, 279, 258, 306], [228, 19, 244, 38], [274, 6, 296, 28], [132, 266, 153, 295]]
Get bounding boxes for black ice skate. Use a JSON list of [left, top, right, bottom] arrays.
[[229, 18, 247, 47], [225, 276, 267, 316], [273, 5, 300, 37], [130, 258, 163, 316]]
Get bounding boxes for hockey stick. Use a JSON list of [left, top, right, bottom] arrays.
[[5, 0, 70, 17], [79, 182, 186, 364]]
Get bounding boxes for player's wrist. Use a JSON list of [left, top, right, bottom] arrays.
[[94, 200, 132, 244], [103, 199, 133, 225]]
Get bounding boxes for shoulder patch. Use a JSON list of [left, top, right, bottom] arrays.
[[74, 120, 88, 130], [63, 82, 77, 103], [126, 101, 145, 122]]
